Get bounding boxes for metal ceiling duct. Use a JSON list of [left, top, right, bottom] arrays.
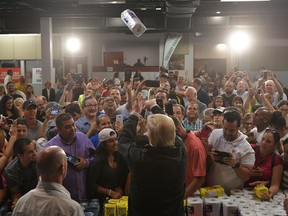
[[165, 0, 200, 31]]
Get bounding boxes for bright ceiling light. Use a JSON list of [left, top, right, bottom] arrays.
[[66, 37, 80, 53], [229, 31, 251, 52], [221, 0, 270, 1], [216, 11, 221, 14]]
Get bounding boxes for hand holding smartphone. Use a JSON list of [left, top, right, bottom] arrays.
[[115, 115, 124, 127], [66, 153, 81, 165], [213, 150, 231, 165]]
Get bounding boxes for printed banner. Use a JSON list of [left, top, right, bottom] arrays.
[[162, 33, 183, 69], [0, 68, 21, 84]]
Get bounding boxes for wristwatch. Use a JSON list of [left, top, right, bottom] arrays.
[[232, 162, 240, 169]]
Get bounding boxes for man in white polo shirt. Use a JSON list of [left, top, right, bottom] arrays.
[[206, 109, 255, 194]]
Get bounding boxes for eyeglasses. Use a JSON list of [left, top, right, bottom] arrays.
[[84, 104, 97, 108]]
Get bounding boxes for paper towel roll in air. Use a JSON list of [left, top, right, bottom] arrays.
[[121, 9, 147, 37], [204, 198, 221, 216], [187, 197, 203, 216], [222, 201, 238, 216]]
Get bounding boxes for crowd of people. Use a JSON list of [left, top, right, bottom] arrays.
[[1, 67, 288, 215]]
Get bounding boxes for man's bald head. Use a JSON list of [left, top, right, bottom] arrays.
[[36, 146, 67, 182]]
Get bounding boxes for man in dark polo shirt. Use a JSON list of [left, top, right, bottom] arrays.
[[4, 138, 38, 209]]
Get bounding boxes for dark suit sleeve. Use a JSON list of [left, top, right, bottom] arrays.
[[119, 114, 145, 165]]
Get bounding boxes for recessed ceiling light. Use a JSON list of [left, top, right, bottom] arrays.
[[141, 8, 146, 10], [216, 11, 221, 14], [156, 8, 162, 11], [221, 0, 270, 1]]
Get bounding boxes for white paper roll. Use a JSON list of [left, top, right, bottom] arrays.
[[238, 204, 252, 212], [243, 188, 254, 196], [187, 197, 203, 216], [273, 209, 287, 216], [204, 198, 221, 216], [239, 210, 256, 216], [256, 212, 270, 216], [230, 189, 244, 196], [121, 9, 147, 37], [222, 201, 238, 216]]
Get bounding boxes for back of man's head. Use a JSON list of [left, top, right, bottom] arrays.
[[36, 146, 67, 182], [146, 114, 175, 147]]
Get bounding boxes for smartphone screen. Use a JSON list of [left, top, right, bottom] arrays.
[[125, 70, 132, 82], [115, 114, 124, 127], [51, 109, 59, 115], [145, 80, 160, 87], [263, 71, 268, 80], [66, 153, 80, 165], [66, 81, 74, 91], [165, 103, 173, 116], [156, 99, 164, 109]]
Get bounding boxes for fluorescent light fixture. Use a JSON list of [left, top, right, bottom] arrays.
[[221, 0, 270, 1], [216, 11, 221, 14], [140, 8, 146, 10], [156, 8, 162, 11]]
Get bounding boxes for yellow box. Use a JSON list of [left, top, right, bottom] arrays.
[[108, 199, 120, 204], [254, 184, 269, 199], [104, 203, 116, 216], [200, 185, 225, 198], [117, 202, 128, 216]]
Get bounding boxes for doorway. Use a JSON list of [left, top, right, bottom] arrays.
[[64, 56, 88, 82]]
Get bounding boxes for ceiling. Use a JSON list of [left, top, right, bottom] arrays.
[[0, 0, 288, 40]]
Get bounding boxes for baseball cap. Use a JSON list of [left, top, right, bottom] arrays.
[[99, 128, 117, 142], [22, 99, 37, 110], [212, 107, 225, 115], [46, 102, 65, 111]]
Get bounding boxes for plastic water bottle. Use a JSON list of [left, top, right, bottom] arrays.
[[121, 9, 147, 37]]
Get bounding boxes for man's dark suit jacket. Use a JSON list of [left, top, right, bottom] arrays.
[[42, 88, 56, 101]]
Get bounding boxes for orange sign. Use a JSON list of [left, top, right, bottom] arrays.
[[0, 68, 21, 84]]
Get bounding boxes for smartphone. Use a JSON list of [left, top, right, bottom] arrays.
[[156, 99, 163, 109], [165, 103, 173, 116], [66, 81, 74, 92], [145, 80, 160, 87], [115, 114, 123, 127], [51, 108, 60, 116], [6, 118, 13, 125], [140, 109, 146, 118], [124, 70, 132, 82], [214, 150, 231, 164], [66, 153, 80, 165], [263, 70, 268, 80], [76, 75, 84, 84]]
